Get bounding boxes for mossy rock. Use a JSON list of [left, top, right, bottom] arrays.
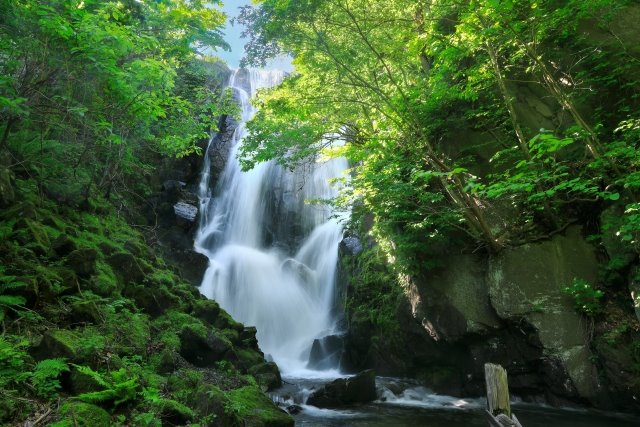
[[193, 299, 222, 325], [106, 251, 145, 285], [52, 402, 110, 427], [235, 349, 266, 372], [214, 310, 245, 333], [152, 399, 195, 425], [192, 384, 241, 427], [68, 366, 104, 394], [179, 326, 233, 367], [32, 330, 81, 361], [226, 385, 294, 427], [13, 219, 50, 256], [248, 362, 282, 391], [68, 299, 104, 325], [124, 285, 180, 317], [88, 262, 120, 297], [65, 248, 98, 278]]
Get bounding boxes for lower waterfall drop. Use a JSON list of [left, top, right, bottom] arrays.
[[195, 69, 348, 375]]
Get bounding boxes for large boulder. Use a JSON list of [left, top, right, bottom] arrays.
[[487, 226, 602, 404], [306, 369, 377, 408]]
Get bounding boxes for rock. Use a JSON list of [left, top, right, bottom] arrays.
[[52, 233, 77, 257], [286, 404, 303, 415], [192, 385, 242, 427], [173, 249, 209, 286], [65, 248, 97, 278], [193, 299, 221, 325], [416, 254, 501, 342], [249, 362, 282, 391], [179, 326, 233, 367], [162, 180, 187, 202], [306, 369, 377, 408], [308, 334, 344, 370], [106, 251, 145, 285], [68, 300, 103, 325], [68, 366, 104, 394], [226, 385, 294, 427], [487, 226, 601, 403], [31, 330, 80, 362], [124, 285, 179, 317], [57, 402, 110, 427], [240, 326, 260, 348], [174, 201, 198, 223], [340, 236, 363, 256], [0, 167, 15, 208]]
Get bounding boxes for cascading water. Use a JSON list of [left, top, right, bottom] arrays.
[[195, 69, 348, 375]]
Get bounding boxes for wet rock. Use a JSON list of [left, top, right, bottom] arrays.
[[308, 334, 344, 370], [286, 404, 303, 415], [65, 248, 97, 278], [174, 201, 198, 223], [179, 326, 233, 367], [249, 362, 282, 391], [306, 369, 377, 408]]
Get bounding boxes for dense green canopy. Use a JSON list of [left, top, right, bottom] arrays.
[[238, 0, 640, 271]]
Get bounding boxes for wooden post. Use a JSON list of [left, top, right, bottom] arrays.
[[484, 363, 523, 427]]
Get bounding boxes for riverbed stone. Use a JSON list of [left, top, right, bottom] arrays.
[[306, 369, 377, 408]]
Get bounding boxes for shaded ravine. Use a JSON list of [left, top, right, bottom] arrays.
[[195, 69, 348, 375]]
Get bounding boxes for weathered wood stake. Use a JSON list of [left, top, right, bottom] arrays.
[[484, 363, 523, 427]]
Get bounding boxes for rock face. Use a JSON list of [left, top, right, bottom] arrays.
[[487, 227, 601, 403], [307, 334, 345, 370], [342, 226, 640, 412], [306, 369, 377, 408]]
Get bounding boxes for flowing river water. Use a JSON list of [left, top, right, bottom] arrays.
[[194, 69, 639, 426]]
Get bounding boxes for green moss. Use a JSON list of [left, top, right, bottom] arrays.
[[226, 385, 293, 426], [51, 401, 111, 427], [90, 262, 120, 296]]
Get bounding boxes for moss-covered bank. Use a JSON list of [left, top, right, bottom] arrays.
[[0, 174, 292, 426]]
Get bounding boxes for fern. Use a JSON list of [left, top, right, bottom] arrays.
[[73, 365, 140, 406], [31, 358, 70, 398], [0, 267, 27, 322], [0, 336, 30, 389]]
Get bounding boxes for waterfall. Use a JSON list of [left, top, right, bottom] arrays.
[[195, 69, 348, 375]]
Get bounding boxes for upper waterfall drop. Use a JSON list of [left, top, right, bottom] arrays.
[[195, 69, 349, 375]]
